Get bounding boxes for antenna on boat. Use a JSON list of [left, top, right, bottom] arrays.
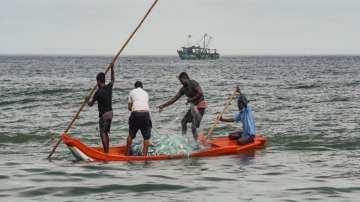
[[47, 0, 160, 159], [203, 33, 207, 49]]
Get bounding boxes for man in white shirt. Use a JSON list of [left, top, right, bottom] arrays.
[[126, 81, 152, 156]]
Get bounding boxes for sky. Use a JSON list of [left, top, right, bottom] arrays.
[[1, 0, 360, 56]]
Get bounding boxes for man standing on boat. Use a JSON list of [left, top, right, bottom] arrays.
[[126, 81, 152, 156], [158, 72, 207, 142], [86, 64, 115, 153]]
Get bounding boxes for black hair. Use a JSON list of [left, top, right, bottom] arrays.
[[134, 81, 143, 88], [96, 72, 105, 83], [178, 72, 190, 80], [237, 94, 249, 111]]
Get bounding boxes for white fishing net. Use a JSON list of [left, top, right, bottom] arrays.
[[130, 133, 196, 156]]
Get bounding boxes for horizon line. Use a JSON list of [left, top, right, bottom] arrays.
[[1, 53, 360, 57]]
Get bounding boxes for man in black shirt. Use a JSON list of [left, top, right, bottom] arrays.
[[86, 64, 115, 153], [158, 72, 207, 141]]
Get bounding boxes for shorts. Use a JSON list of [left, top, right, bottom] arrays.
[[228, 131, 254, 145], [99, 117, 112, 134], [129, 111, 152, 140], [182, 107, 205, 128]]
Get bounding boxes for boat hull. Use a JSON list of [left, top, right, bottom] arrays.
[[177, 50, 220, 60], [62, 134, 266, 161]]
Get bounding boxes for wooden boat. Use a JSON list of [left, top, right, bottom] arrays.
[[62, 133, 266, 161]]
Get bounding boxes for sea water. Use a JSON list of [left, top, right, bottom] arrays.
[[0, 55, 359, 201]]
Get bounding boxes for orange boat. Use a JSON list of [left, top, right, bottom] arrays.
[[62, 133, 266, 161]]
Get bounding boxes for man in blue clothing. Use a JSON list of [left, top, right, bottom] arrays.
[[220, 87, 256, 144]]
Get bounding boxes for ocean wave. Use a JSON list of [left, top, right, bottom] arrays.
[[0, 133, 53, 144], [269, 135, 360, 151], [19, 183, 189, 197], [284, 83, 321, 90]]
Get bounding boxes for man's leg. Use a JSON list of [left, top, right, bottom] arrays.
[[190, 104, 202, 121], [99, 132, 108, 153], [100, 132, 110, 153], [191, 107, 205, 141], [229, 131, 242, 140], [141, 113, 152, 156], [237, 135, 254, 145], [125, 135, 133, 155], [143, 139, 149, 156], [181, 110, 192, 135], [126, 114, 137, 155], [99, 118, 110, 153], [104, 118, 112, 153], [191, 127, 198, 141]]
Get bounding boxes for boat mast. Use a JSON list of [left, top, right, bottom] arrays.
[[202, 33, 208, 53], [203, 33, 207, 49]]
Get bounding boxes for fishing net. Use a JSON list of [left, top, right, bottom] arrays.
[[130, 133, 207, 156], [129, 104, 210, 156]]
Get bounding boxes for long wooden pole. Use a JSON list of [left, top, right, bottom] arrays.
[[48, 0, 160, 159], [207, 88, 237, 138]]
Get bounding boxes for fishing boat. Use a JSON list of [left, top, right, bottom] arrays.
[[177, 34, 220, 60], [62, 133, 266, 161]]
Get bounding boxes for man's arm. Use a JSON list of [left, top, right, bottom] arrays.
[[219, 116, 235, 122], [86, 96, 95, 107], [234, 85, 241, 96], [86, 91, 98, 107], [158, 91, 183, 111], [110, 63, 115, 83], [219, 87, 241, 122], [128, 93, 132, 111]]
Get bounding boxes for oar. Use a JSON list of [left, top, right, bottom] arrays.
[[47, 0, 160, 159], [207, 88, 238, 138]]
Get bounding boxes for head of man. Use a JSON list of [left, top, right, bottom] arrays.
[[178, 72, 190, 86], [96, 72, 106, 87], [134, 81, 143, 88], [237, 94, 248, 111]]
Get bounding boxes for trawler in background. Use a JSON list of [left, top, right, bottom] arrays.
[[177, 34, 220, 60]]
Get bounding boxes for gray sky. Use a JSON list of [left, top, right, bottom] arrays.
[[1, 0, 359, 55]]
